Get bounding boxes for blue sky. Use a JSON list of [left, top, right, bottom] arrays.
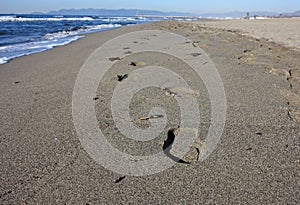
[[1, 0, 299, 14]]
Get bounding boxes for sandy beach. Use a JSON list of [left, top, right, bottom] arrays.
[[198, 17, 300, 50], [0, 18, 299, 204]]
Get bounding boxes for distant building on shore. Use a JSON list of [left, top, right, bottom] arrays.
[[244, 12, 269, 20]]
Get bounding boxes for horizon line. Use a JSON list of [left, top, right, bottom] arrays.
[[2, 8, 298, 15]]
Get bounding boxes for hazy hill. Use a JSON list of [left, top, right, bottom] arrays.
[[289, 10, 300, 16], [47, 8, 194, 16], [29, 8, 300, 18]]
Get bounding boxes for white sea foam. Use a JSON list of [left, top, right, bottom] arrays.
[[0, 16, 94, 22], [0, 16, 150, 22], [0, 57, 9, 64], [102, 17, 147, 22], [0, 23, 123, 64], [44, 23, 121, 40], [86, 23, 122, 31], [0, 14, 154, 65], [0, 36, 82, 64]]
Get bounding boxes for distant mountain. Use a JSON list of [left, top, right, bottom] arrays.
[[31, 12, 45, 15], [46, 8, 195, 17], [294, 10, 300, 15], [286, 10, 300, 16], [30, 8, 299, 18]]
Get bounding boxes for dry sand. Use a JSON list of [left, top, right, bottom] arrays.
[[198, 17, 300, 50], [0, 18, 299, 204]]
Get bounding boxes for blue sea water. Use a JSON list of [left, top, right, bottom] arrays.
[[0, 14, 182, 64]]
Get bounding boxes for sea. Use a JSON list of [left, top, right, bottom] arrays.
[[0, 14, 193, 64]]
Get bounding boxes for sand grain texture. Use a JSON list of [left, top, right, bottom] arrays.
[[198, 17, 300, 50], [0, 19, 299, 204]]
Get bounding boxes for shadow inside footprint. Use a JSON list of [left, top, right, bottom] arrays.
[[163, 129, 190, 164]]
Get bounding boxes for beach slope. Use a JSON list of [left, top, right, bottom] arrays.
[[0, 19, 299, 204]]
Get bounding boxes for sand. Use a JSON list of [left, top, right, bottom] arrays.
[[0, 19, 299, 204], [198, 17, 300, 50]]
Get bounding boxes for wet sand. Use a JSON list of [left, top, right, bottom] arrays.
[[0, 19, 299, 204]]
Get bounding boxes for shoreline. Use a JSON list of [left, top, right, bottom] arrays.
[[1, 17, 299, 65], [1, 19, 299, 204]]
